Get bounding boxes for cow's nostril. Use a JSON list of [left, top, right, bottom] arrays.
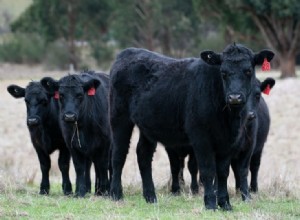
[[248, 111, 256, 120], [64, 113, 77, 122], [228, 94, 243, 105], [27, 117, 39, 126]]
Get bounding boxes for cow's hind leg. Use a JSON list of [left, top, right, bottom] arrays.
[[188, 153, 199, 194], [110, 117, 134, 201], [165, 147, 181, 195], [94, 148, 110, 196], [58, 147, 72, 195], [85, 159, 92, 193], [136, 133, 157, 203]]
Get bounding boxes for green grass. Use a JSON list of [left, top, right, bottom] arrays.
[[0, 184, 299, 219]]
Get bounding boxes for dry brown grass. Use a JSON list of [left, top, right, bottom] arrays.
[[0, 63, 299, 199]]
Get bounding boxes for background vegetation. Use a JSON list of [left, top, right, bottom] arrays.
[[0, 0, 299, 77]]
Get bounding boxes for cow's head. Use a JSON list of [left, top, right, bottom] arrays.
[[41, 74, 101, 123], [247, 77, 275, 121], [7, 82, 52, 127], [201, 43, 274, 107]]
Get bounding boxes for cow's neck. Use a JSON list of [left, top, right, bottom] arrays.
[[226, 106, 248, 147]]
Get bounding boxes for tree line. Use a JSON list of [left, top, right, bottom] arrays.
[[6, 0, 300, 78]]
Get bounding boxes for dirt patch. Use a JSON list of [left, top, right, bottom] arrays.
[[0, 65, 299, 197]]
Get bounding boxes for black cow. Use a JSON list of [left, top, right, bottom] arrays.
[[231, 77, 275, 200], [109, 43, 274, 210], [7, 82, 72, 195], [41, 71, 111, 197]]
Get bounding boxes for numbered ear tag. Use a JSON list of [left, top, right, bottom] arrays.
[[262, 58, 271, 71], [262, 84, 271, 95], [88, 87, 96, 96], [54, 91, 59, 99]]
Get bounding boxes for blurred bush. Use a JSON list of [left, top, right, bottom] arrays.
[[0, 33, 46, 63], [43, 39, 74, 71]]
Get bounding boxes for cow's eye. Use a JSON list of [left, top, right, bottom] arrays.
[[76, 94, 83, 100], [40, 99, 48, 106], [59, 94, 64, 100], [25, 99, 30, 105], [255, 93, 260, 100], [221, 72, 227, 79], [245, 69, 252, 75]]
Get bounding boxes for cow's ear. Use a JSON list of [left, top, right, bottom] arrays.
[[254, 50, 274, 65], [40, 77, 59, 95], [200, 51, 222, 65], [260, 77, 275, 95], [7, 85, 25, 98], [83, 78, 101, 95]]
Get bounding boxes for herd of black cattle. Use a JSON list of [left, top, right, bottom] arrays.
[[7, 43, 276, 211]]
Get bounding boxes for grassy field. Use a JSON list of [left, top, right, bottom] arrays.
[[0, 182, 299, 220], [1, 67, 300, 219]]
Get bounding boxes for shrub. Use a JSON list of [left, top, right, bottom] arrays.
[[0, 33, 46, 64], [43, 39, 74, 70]]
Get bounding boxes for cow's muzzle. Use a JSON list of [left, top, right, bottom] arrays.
[[247, 111, 256, 121], [63, 113, 77, 122], [27, 117, 40, 126], [227, 93, 244, 105]]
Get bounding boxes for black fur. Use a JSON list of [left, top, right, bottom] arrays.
[[7, 82, 72, 195], [109, 44, 274, 210], [41, 71, 111, 197]]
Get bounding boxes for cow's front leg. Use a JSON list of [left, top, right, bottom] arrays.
[[71, 150, 87, 197], [216, 157, 232, 211], [36, 148, 51, 195], [191, 137, 217, 210]]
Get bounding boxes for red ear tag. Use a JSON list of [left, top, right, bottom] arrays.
[[54, 91, 59, 99], [262, 84, 271, 95], [262, 58, 271, 71], [88, 87, 96, 96]]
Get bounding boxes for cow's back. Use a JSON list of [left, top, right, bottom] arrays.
[[110, 48, 221, 146]]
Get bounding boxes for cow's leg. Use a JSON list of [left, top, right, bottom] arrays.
[[71, 150, 87, 197], [35, 148, 51, 195], [231, 158, 241, 193], [237, 146, 254, 201], [136, 133, 157, 203], [94, 148, 110, 196], [188, 153, 199, 194], [216, 157, 232, 210], [250, 150, 262, 193], [191, 137, 217, 210], [179, 156, 185, 186], [85, 159, 92, 193], [110, 117, 134, 201], [58, 147, 72, 195], [165, 147, 181, 195]]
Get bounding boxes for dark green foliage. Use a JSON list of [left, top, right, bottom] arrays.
[[11, 0, 114, 69], [0, 33, 46, 64], [110, 0, 203, 57], [193, 0, 300, 78]]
